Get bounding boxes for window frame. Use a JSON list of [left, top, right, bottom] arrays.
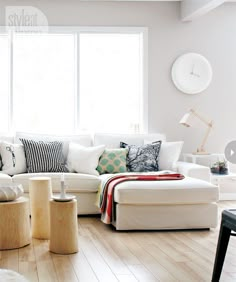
[[0, 26, 148, 135]]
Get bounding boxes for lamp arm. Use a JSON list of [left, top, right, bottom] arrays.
[[198, 121, 213, 153], [190, 109, 212, 127]]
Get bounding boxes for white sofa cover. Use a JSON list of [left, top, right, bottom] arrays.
[[0, 132, 218, 229], [112, 175, 218, 230], [113, 176, 218, 205]]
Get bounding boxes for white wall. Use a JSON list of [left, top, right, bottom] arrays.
[[0, 1, 235, 155]]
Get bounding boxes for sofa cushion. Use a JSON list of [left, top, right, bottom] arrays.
[[0, 142, 27, 175], [15, 132, 93, 161], [67, 143, 105, 175], [120, 141, 162, 172], [20, 139, 67, 173], [94, 133, 166, 148], [0, 136, 14, 170], [144, 141, 184, 171], [112, 174, 219, 205], [97, 148, 128, 174], [12, 172, 100, 193]]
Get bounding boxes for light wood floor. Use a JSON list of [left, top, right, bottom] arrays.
[[1, 201, 236, 282]]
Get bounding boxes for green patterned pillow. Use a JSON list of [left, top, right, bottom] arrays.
[[97, 148, 128, 174]]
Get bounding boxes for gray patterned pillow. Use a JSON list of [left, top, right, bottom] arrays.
[[120, 141, 162, 172]]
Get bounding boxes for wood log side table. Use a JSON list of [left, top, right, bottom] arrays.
[[49, 199, 78, 254], [29, 177, 52, 239], [0, 197, 30, 250], [212, 209, 236, 281]]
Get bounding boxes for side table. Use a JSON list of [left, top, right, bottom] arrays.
[[183, 153, 236, 200], [212, 209, 236, 281], [211, 173, 236, 200], [49, 199, 78, 254], [29, 177, 52, 239], [183, 153, 225, 167], [0, 197, 31, 250]]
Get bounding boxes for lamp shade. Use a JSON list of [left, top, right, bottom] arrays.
[[179, 112, 195, 127]]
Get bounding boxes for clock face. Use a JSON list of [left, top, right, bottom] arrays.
[[171, 53, 212, 94]]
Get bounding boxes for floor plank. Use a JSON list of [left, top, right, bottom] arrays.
[[0, 201, 235, 281]]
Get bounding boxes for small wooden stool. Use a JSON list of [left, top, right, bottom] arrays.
[[49, 199, 78, 254], [0, 197, 30, 250], [29, 177, 52, 239]]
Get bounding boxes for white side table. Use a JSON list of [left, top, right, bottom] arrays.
[[211, 173, 236, 200], [183, 153, 236, 200], [183, 153, 225, 167]]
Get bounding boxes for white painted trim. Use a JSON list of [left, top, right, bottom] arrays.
[[142, 28, 149, 133], [181, 0, 225, 22]]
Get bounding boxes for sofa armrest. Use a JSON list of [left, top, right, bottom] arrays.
[[176, 161, 211, 182]]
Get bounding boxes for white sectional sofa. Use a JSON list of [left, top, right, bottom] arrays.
[[0, 132, 219, 230]]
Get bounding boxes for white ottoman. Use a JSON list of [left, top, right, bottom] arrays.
[[112, 176, 219, 230]]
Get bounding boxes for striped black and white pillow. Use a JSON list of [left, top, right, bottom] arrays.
[[20, 138, 67, 173]]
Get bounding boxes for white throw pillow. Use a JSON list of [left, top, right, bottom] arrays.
[[144, 140, 183, 171], [67, 143, 105, 176], [0, 142, 27, 175]]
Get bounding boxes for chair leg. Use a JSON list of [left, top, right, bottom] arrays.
[[212, 223, 231, 282]]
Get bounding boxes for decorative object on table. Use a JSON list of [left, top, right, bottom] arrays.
[[171, 53, 212, 94], [52, 173, 75, 202], [211, 160, 228, 175], [0, 184, 24, 201], [29, 177, 52, 239], [179, 108, 213, 155]]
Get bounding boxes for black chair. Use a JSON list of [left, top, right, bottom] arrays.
[[212, 209, 236, 281]]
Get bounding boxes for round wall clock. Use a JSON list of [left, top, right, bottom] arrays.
[[171, 53, 212, 94]]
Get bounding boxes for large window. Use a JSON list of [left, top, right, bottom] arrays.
[[79, 33, 144, 133], [0, 27, 147, 134], [0, 34, 10, 133], [13, 34, 76, 133]]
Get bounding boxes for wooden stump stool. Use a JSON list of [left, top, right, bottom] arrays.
[[29, 177, 52, 239], [0, 197, 30, 250], [49, 199, 78, 254]]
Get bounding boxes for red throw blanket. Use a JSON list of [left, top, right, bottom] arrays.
[[98, 173, 185, 224]]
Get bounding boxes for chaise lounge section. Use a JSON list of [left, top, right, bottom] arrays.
[[112, 175, 218, 230]]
